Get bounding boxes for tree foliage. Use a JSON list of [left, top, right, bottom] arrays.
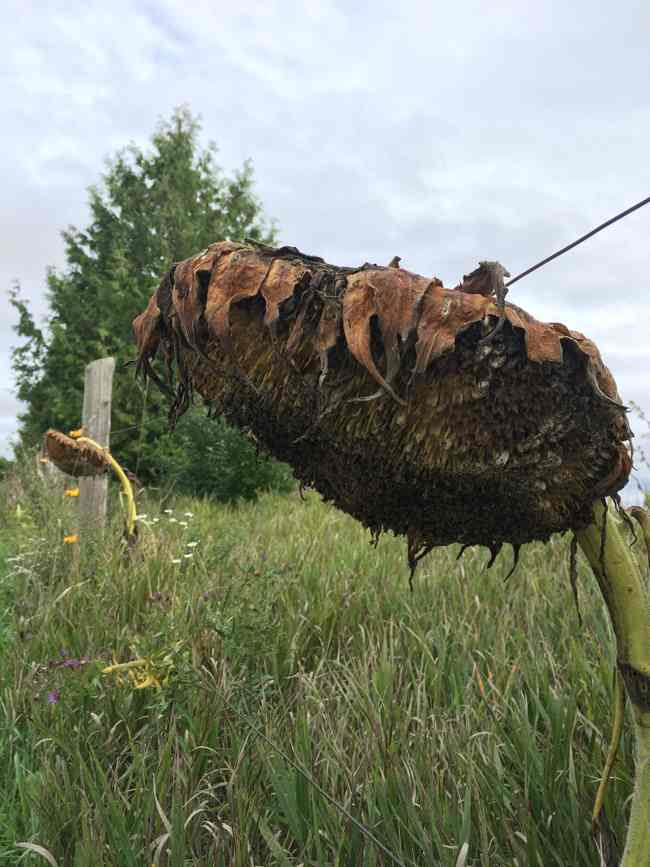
[[11, 107, 291, 499]]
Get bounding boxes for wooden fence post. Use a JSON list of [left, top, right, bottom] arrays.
[[78, 357, 116, 531]]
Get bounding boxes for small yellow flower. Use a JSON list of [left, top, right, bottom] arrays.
[[69, 427, 85, 439], [63, 534, 79, 544], [64, 488, 80, 497], [103, 657, 161, 690], [129, 670, 162, 690], [102, 657, 147, 675]]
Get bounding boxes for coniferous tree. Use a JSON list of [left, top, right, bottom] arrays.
[[10, 107, 292, 498]]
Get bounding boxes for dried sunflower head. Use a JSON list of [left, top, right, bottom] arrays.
[[133, 241, 631, 553], [44, 429, 110, 477]]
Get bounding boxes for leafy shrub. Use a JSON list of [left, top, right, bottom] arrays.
[[148, 407, 294, 501]]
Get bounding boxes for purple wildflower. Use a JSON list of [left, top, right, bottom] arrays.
[[46, 690, 60, 704], [48, 656, 91, 670], [62, 657, 91, 669]]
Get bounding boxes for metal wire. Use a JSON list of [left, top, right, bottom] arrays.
[[506, 194, 650, 288]]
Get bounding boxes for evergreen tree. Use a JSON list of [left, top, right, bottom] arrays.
[[10, 107, 291, 499]]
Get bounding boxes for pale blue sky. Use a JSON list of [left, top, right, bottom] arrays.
[[1, 0, 649, 494]]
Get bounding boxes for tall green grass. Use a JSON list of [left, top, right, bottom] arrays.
[[0, 457, 646, 865]]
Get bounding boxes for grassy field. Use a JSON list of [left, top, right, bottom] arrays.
[[0, 458, 647, 866]]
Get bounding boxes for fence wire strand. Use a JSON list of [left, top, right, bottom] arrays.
[[505, 194, 650, 288]]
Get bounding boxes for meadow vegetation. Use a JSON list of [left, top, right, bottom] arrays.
[[0, 456, 648, 866]]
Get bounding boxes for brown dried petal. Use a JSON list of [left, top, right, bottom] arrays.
[[342, 273, 385, 389], [286, 290, 315, 358], [343, 271, 410, 402], [261, 259, 310, 336], [415, 285, 487, 372], [133, 294, 162, 369], [204, 248, 271, 353], [316, 301, 341, 355]]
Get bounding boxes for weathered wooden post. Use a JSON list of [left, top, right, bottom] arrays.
[[78, 357, 115, 531]]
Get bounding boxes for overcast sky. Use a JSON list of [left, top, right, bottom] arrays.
[[2, 0, 649, 495]]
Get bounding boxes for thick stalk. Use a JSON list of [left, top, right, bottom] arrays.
[[576, 501, 650, 866], [77, 436, 137, 540]]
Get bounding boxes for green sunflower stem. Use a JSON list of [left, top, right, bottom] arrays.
[[77, 435, 137, 541], [576, 501, 650, 866]]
